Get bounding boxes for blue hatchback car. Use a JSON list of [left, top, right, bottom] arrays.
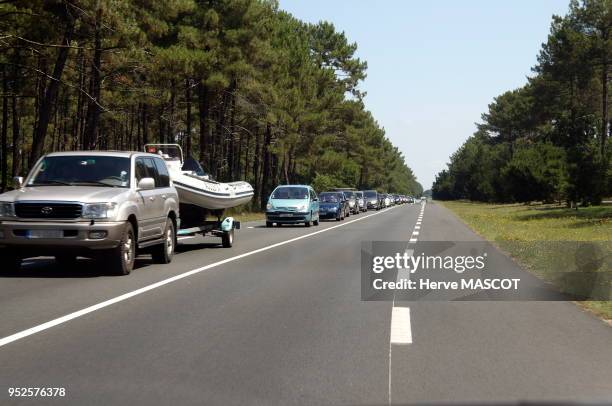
[[266, 185, 320, 227]]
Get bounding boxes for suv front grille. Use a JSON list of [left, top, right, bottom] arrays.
[[15, 202, 82, 219]]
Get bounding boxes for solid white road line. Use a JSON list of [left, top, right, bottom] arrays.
[[409, 238, 418, 243], [390, 307, 412, 344], [0, 205, 401, 349]]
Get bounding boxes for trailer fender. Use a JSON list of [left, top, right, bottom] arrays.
[[221, 217, 234, 232]]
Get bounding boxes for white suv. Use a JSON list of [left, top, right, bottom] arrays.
[[0, 151, 179, 275]]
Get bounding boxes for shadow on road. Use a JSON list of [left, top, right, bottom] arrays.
[[0, 255, 156, 278], [175, 242, 223, 252]]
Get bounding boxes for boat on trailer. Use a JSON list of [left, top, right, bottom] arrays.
[[144, 144, 254, 211]]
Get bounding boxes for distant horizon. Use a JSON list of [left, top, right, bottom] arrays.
[[280, 0, 570, 189]]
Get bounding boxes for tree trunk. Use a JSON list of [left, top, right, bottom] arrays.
[[228, 89, 236, 180], [185, 79, 192, 156], [198, 82, 209, 167], [142, 103, 148, 145], [158, 104, 165, 144], [252, 127, 260, 202], [83, 5, 103, 150], [1, 66, 8, 191], [260, 123, 272, 211], [30, 18, 75, 164], [11, 95, 20, 177], [601, 44, 609, 158], [168, 79, 176, 143]]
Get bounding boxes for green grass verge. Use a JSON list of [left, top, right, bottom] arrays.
[[223, 208, 266, 223], [438, 201, 612, 322]]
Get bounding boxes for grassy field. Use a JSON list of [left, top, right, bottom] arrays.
[[439, 201, 612, 322]]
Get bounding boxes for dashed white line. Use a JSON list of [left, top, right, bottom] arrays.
[[389, 204, 423, 404], [390, 307, 412, 344]]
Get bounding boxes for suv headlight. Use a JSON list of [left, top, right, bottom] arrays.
[[297, 204, 307, 212], [266, 202, 273, 210], [0, 202, 15, 217], [82, 202, 117, 219]]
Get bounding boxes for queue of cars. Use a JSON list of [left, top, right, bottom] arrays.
[[265, 185, 415, 227], [0, 152, 418, 274]]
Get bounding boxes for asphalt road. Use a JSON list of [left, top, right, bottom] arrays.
[[0, 202, 611, 405]]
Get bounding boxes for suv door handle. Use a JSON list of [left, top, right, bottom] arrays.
[[161, 194, 167, 200], [149, 196, 155, 201]]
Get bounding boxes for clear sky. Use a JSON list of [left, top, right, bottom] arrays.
[[279, 0, 569, 190]]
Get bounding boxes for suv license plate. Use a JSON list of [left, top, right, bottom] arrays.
[[279, 213, 293, 217], [26, 230, 63, 239]]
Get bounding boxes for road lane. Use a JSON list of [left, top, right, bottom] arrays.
[[1, 201, 611, 405], [0, 204, 421, 405], [390, 202, 612, 403], [0, 206, 401, 338]]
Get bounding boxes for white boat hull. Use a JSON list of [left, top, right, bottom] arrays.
[[172, 174, 254, 210], [143, 143, 254, 210]]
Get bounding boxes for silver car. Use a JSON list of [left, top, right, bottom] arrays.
[[0, 151, 179, 275]]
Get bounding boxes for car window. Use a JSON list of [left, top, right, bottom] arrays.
[[153, 157, 170, 187], [28, 155, 130, 187], [144, 158, 159, 187], [271, 187, 309, 199], [135, 158, 147, 182], [320, 193, 338, 203]]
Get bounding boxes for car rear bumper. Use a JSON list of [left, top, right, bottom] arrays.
[[0, 220, 126, 254], [266, 212, 310, 223]]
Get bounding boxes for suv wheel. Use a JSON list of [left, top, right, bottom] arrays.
[[2, 250, 22, 273], [108, 222, 136, 275], [266, 221, 273, 228], [313, 215, 319, 226], [152, 218, 176, 264], [55, 254, 77, 269]]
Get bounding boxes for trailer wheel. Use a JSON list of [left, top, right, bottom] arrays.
[[222, 229, 234, 248]]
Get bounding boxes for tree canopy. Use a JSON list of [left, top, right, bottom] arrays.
[[0, 0, 422, 208], [433, 0, 611, 206]]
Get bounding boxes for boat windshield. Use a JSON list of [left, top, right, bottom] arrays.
[[182, 156, 207, 177], [145, 145, 182, 161]]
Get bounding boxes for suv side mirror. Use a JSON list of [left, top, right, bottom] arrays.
[[13, 176, 24, 189], [138, 177, 155, 190]]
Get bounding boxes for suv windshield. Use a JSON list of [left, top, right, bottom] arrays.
[[29, 156, 131, 188], [271, 187, 309, 199], [342, 191, 355, 199], [364, 191, 377, 198], [319, 193, 339, 203]]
